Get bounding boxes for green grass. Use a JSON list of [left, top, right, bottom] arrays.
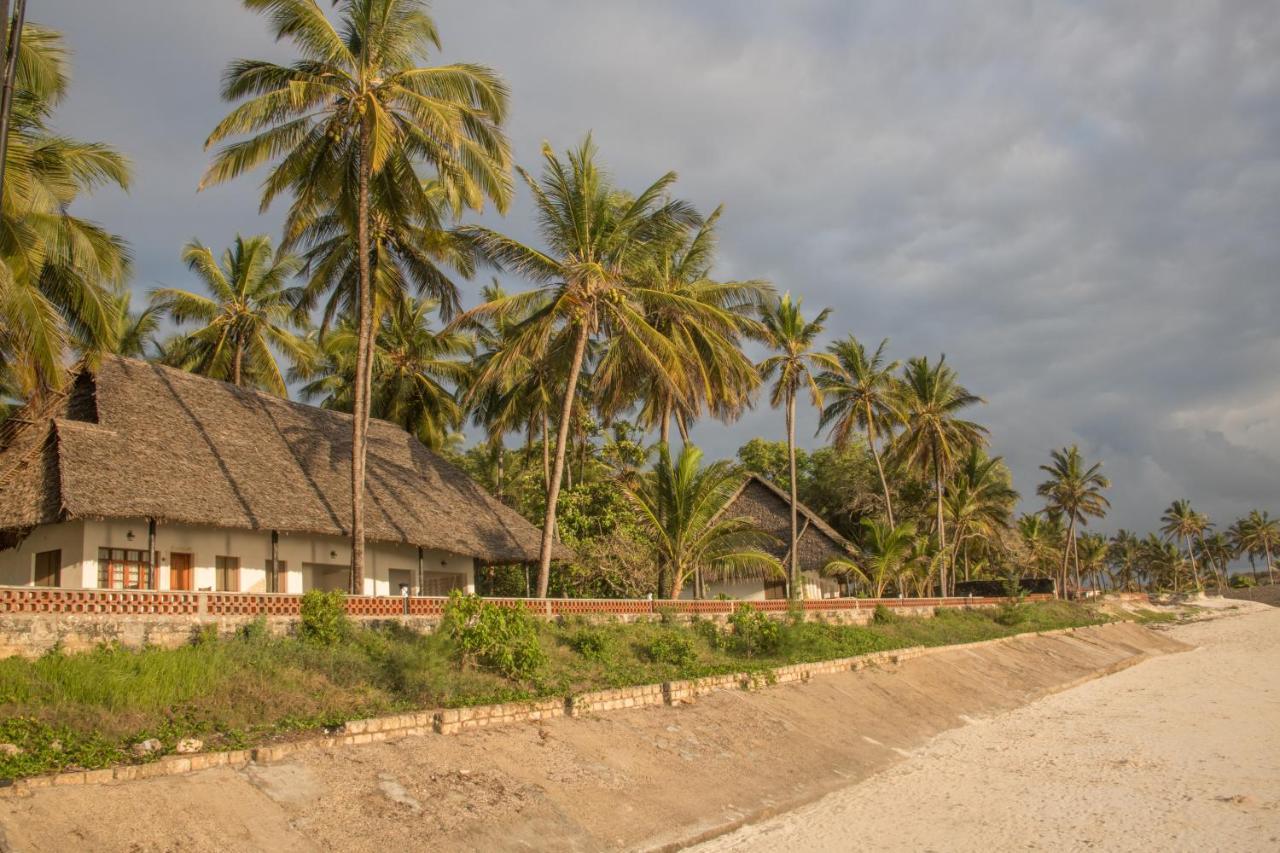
[[0, 601, 1108, 781]]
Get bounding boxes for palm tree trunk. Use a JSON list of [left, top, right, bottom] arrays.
[[676, 411, 690, 443], [659, 397, 671, 446], [934, 455, 946, 597], [232, 340, 243, 387], [866, 413, 895, 528], [1060, 519, 1075, 599], [541, 412, 551, 493], [0, 0, 25, 203], [1184, 534, 1201, 590], [1266, 543, 1275, 585], [786, 389, 800, 599], [348, 121, 374, 596], [1072, 532, 1081, 595], [536, 323, 589, 598]]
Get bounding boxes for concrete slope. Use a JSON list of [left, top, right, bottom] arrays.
[[0, 622, 1189, 852]]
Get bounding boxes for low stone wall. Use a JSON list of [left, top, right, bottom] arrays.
[[0, 587, 1040, 658]]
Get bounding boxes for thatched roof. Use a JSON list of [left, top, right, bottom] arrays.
[[0, 356, 567, 563], [706, 474, 854, 582]]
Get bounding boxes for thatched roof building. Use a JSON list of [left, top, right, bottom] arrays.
[[0, 356, 562, 563], [708, 474, 853, 582]]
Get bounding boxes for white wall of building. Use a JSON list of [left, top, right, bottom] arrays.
[[1, 518, 474, 595], [0, 521, 88, 587]]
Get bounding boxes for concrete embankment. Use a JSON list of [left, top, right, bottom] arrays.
[[0, 621, 1189, 852]]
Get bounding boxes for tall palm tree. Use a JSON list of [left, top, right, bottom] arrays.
[[817, 336, 902, 526], [1231, 510, 1278, 584], [827, 518, 915, 598], [454, 136, 700, 597], [1036, 446, 1109, 598], [1160, 499, 1208, 591], [295, 294, 471, 449], [597, 206, 769, 444], [624, 443, 781, 599], [1140, 533, 1184, 592], [1196, 531, 1234, 591], [758, 293, 836, 598], [891, 355, 987, 596], [1017, 513, 1057, 581], [202, 0, 511, 593], [1076, 533, 1110, 593], [151, 235, 307, 395], [944, 448, 1018, 583], [0, 23, 130, 396]]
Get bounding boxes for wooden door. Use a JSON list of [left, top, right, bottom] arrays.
[[34, 550, 61, 587], [170, 553, 193, 591]]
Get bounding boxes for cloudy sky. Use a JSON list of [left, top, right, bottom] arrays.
[[39, 0, 1280, 534]]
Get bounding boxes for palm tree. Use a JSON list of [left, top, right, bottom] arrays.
[[817, 336, 902, 526], [758, 293, 836, 598], [1160, 499, 1207, 591], [1036, 446, 1109, 598], [1197, 531, 1234, 592], [295, 294, 471, 449], [76, 287, 161, 362], [151, 235, 307, 395], [1017, 513, 1057, 581], [1076, 533, 1110, 593], [1140, 533, 1185, 592], [944, 449, 1018, 584], [454, 136, 701, 597], [890, 355, 987, 596], [597, 206, 769, 444], [202, 0, 511, 593], [828, 518, 915, 598], [1109, 529, 1142, 592], [624, 443, 781, 599], [1231, 510, 1278, 584], [0, 23, 130, 396]]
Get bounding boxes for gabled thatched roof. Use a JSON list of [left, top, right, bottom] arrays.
[[706, 474, 854, 582], [0, 356, 567, 563]]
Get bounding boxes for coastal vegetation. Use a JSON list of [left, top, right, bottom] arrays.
[[0, 2, 1274, 599], [0, 594, 1111, 781]]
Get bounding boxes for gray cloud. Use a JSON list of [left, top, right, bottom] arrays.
[[38, 0, 1280, 532]]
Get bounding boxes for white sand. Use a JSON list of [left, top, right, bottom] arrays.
[[696, 605, 1280, 853]]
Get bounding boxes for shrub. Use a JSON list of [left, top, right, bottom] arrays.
[[568, 627, 614, 662], [299, 590, 348, 645], [872, 604, 897, 625], [994, 601, 1026, 627], [644, 632, 698, 667], [441, 592, 546, 680], [692, 618, 727, 650], [729, 604, 781, 657], [1230, 575, 1257, 589]]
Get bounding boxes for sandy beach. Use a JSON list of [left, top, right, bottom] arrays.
[[696, 605, 1280, 853]]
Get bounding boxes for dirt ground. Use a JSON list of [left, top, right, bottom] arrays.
[[0, 617, 1209, 852], [697, 603, 1280, 853]]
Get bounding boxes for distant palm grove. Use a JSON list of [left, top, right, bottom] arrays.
[[0, 2, 1274, 600]]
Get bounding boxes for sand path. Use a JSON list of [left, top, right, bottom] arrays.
[[694, 607, 1280, 853]]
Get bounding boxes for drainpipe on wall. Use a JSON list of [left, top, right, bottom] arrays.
[[147, 518, 156, 589], [270, 530, 280, 593]]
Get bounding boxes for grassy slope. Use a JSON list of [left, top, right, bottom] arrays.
[[0, 601, 1107, 781]]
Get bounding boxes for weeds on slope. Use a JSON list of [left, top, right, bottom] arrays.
[[0, 597, 1108, 781]]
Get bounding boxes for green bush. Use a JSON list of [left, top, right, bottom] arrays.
[[1230, 575, 1257, 589], [441, 592, 546, 680], [299, 590, 348, 645], [568, 627, 614, 662], [692, 618, 727, 650], [729, 604, 781, 657], [644, 631, 697, 667], [872, 604, 897, 625]]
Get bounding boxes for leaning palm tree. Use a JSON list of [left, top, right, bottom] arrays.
[[295, 294, 472, 449], [0, 23, 130, 396], [818, 336, 902, 526], [890, 356, 987, 596], [1196, 531, 1234, 592], [624, 443, 781, 599], [453, 136, 701, 597], [201, 0, 511, 592], [1160, 499, 1208, 591], [151, 235, 307, 395], [1231, 510, 1278, 584], [1036, 446, 1109, 598], [758, 293, 836, 598]]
